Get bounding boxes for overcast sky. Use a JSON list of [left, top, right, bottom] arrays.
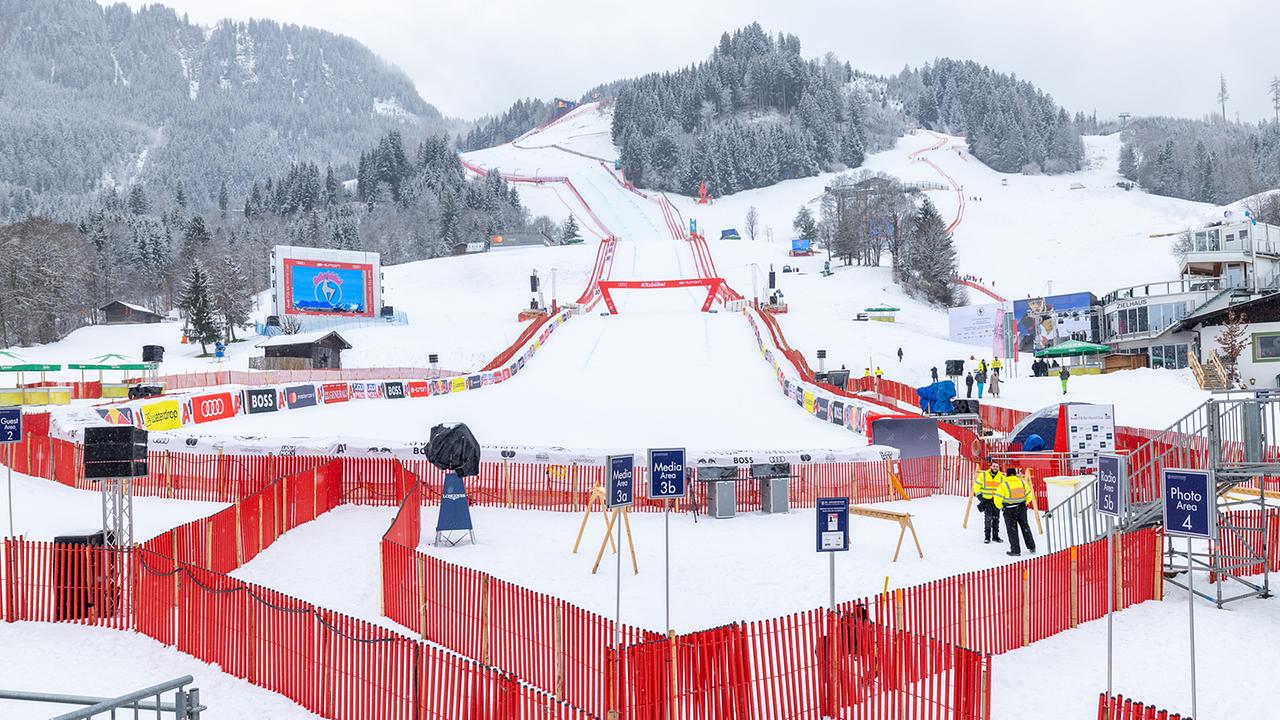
[[120, 0, 1280, 123]]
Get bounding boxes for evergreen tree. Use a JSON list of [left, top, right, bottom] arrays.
[[211, 255, 251, 342], [561, 215, 581, 243], [906, 197, 958, 306], [174, 183, 187, 211], [1118, 143, 1138, 181], [217, 178, 229, 217], [325, 166, 340, 206], [792, 205, 817, 240], [178, 262, 219, 354], [128, 185, 148, 215]]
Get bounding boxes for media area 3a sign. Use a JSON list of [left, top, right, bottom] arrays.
[[607, 454, 634, 509], [648, 447, 686, 500], [1162, 468, 1215, 539]]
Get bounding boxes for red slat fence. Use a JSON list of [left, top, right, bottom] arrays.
[[1097, 693, 1187, 720]]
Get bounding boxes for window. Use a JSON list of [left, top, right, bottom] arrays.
[[1253, 332, 1280, 362], [1239, 228, 1250, 241], [1176, 345, 1188, 369], [1151, 345, 1165, 368], [1195, 231, 1207, 251], [1209, 228, 1221, 250]]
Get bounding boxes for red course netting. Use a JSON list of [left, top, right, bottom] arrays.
[[1098, 692, 1186, 720]]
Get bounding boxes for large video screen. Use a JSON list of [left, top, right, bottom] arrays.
[[1013, 292, 1095, 352], [283, 258, 375, 316]]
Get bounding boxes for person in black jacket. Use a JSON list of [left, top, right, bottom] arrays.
[[964, 372, 975, 398], [930, 366, 939, 383]]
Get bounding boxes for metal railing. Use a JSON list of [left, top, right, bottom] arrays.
[[0, 676, 203, 719]]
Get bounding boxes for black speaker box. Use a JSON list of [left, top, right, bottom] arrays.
[[142, 344, 164, 362], [697, 465, 738, 481], [945, 359, 964, 377], [750, 462, 790, 479], [84, 460, 148, 480]]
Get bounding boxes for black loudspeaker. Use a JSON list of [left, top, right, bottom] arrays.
[[266, 315, 281, 327], [428, 354, 439, 365], [425, 423, 481, 478], [142, 345, 164, 362], [750, 462, 790, 479], [530, 273, 539, 293], [826, 369, 850, 388], [953, 399, 981, 414], [84, 426, 148, 480], [697, 465, 739, 481], [380, 306, 395, 318], [945, 359, 964, 377]]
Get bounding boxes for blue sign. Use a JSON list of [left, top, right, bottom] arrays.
[[436, 472, 474, 534], [791, 238, 811, 253], [816, 497, 849, 552], [0, 407, 20, 443], [648, 448, 686, 499], [1095, 454, 1125, 518], [608, 454, 634, 509], [689, 218, 697, 233], [214, 341, 225, 359], [1162, 468, 1215, 539]]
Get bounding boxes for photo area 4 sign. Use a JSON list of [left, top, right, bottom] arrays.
[[816, 497, 849, 552], [648, 447, 686, 500], [608, 454, 635, 509], [1162, 468, 1215, 539], [1095, 454, 1126, 518], [0, 407, 20, 443]]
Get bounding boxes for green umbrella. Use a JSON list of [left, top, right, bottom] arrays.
[[0, 350, 26, 362], [864, 304, 901, 313], [1034, 339, 1111, 358]]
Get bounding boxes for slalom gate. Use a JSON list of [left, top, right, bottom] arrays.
[[1097, 693, 1188, 720], [1, 416, 1170, 719]]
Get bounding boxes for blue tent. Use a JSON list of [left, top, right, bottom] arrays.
[[916, 380, 956, 414], [720, 228, 741, 240]]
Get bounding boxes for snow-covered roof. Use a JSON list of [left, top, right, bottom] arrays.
[[101, 300, 159, 315], [256, 330, 352, 349]]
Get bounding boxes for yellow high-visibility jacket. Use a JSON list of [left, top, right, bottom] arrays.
[[972, 470, 1003, 499], [994, 475, 1031, 509], [992, 358, 1003, 370]]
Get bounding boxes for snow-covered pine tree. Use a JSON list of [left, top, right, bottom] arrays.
[[561, 215, 580, 243], [1215, 309, 1248, 387], [793, 205, 817, 241], [907, 197, 958, 306], [1118, 143, 1138, 181], [178, 262, 219, 354], [212, 255, 252, 342]]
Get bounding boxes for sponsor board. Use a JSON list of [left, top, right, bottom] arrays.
[[407, 381, 431, 398], [141, 399, 183, 430], [466, 375, 481, 390], [96, 407, 135, 426], [321, 383, 350, 403], [285, 384, 318, 409], [451, 377, 467, 393], [384, 381, 406, 399], [244, 388, 279, 414], [351, 382, 383, 400], [191, 392, 237, 423]]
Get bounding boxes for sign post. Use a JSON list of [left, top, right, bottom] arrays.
[[816, 497, 850, 609], [607, 454, 634, 652], [0, 408, 21, 538], [648, 448, 686, 634], [1162, 467, 1215, 720], [1095, 454, 1126, 704]]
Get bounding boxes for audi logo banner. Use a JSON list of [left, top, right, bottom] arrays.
[[191, 392, 237, 424]]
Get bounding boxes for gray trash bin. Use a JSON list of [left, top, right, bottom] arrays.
[[699, 465, 739, 519], [759, 477, 790, 513]]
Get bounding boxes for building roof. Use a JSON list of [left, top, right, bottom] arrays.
[[256, 330, 353, 349], [1177, 290, 1280, 330], [100, 300, 159, 315]]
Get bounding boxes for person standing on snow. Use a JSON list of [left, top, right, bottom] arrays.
[[977, 358, 988, 374], [930, 366, 939, 383], [972, 458, 1004, 544], [975, 369, 987, 398], [995, 467, 1036, 556], [964, 372, 975, 398], [989, 369, 1001, 397], [897, 348, 903, 362], [992, 357, 1003, 378], [1059, 366, 1070, 395]]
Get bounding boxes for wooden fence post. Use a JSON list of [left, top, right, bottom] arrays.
[[668, 628, 678, 719], [312, 468, 319, 519], [172, 533, 180, 607], [205, 522, 213, 569], [1114, 532, 1125, 611], [554, 605, 565, 701], [1021, 567, 1031, 646], [1070, 546, 1080, 628], [164, 451, 172, 498], [234, 500, 243, 566], [958, 582, 968, 647], [480, 574, 491, 665], [503, 458, 512, 508], [1154, 532, 1165, 601], [418, 555, 428, 640]]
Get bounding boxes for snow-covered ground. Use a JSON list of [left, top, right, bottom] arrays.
[[0, 623, 322, 719], [0, 469, 224, 541], [172, 310, 861, 450], [993, 580, 1279, 720]]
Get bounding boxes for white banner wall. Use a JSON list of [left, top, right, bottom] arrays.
[[948, 303, 1005, 347]]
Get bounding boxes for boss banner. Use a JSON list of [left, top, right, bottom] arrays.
[[244, 388, 279, 414]]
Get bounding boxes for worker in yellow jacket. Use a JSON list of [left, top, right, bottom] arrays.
[[994, 467, 1037, 556], [991, 357, 1003, 377], [972, 459, 1004, 544]]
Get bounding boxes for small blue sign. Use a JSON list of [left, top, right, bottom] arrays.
[[816, 497, 849, 552], [1162, 468, 1214, 539], [1095, 454, 1125, 518], [436, 472, 474, 533], [689, 218, 697, 234], [608, 454, 634, 509], [0, 407, 20, 444], [648, 448, 686, 499]]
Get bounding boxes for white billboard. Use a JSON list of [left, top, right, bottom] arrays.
[[270, 245, 383, 320], [948, 303, 1005, 348], [1066, 403, 1116, 471]]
